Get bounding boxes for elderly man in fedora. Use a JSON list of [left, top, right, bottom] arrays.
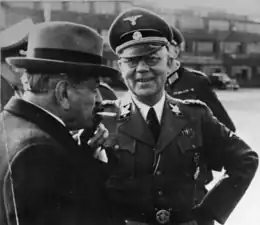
[[0, 21, 118, 225], [99, 7, 258, 225], [0, 19, 34, 110]]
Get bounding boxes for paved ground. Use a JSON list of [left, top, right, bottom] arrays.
[[213, 89, 260, 225], [116, 88, 260, 225]]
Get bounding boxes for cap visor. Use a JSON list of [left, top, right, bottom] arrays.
[[119, 43, 164, 58]]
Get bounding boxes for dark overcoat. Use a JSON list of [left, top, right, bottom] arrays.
[[0, 77, 14, 111], [103, 94, 258, 225], [0, 97, 109, 225]]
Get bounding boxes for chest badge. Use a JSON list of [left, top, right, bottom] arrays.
[[169, 103, 182, 116]]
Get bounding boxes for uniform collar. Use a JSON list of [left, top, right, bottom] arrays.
[[132, 92, 166, 123]]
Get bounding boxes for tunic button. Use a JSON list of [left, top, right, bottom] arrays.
[[114, 144, 119, 149], [156, 170, 161, 176], [158, 191, 163, 196], [192, 144, 196, 148]]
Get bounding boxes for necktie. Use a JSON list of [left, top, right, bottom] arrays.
[[146, 107, 160, 141]]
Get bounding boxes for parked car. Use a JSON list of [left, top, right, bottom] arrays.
[[209, 73, 240, 90]]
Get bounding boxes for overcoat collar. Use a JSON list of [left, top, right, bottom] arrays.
[[4, 97, 78, 151]]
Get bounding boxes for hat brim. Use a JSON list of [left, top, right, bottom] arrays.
[[6, 57, 119, 78], [119, 43, 164, 58]]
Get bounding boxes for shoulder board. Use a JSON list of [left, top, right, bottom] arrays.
[[183, 99, 207, 107], [185, 68, 207, 77]]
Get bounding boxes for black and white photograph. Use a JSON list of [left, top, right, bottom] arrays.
[[0, 1, 259, 225]]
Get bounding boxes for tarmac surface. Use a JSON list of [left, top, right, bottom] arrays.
[[116, 88, 260, 225], [213, 89, 260, 225]]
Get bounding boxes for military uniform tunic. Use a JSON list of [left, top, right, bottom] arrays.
[[103, 94, 258, 225]]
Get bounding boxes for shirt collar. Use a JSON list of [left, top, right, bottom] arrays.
[[24, 100, 66, 127], [132, 92, 166, 123]]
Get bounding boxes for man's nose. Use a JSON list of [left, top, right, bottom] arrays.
[[136, 59, 149, 72]]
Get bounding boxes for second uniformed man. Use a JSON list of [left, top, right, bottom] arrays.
[[166, 26, 236, 132], [102, 7, 258, 225]]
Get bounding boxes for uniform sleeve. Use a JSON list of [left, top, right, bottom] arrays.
[[197, 76, 236, 132], [3, 144, 75, 225], [196, 106, 258, 224]]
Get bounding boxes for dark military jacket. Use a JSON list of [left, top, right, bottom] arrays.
[[0, 97, 109, 225], [103, 94, 258, 225], [166, 65, 236, 132]]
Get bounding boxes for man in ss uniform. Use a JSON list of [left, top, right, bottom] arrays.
[[0, 19, 34, 110], [166, 26, 236, 132], [102, 8, 258, 225], [0, 21, 118, 225]]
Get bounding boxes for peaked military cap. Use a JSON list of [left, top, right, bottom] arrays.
[[108, 7, 173, 58], [0, 18, 34, 61], [170, 25, 185, 46]]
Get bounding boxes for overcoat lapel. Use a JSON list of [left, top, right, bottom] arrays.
[[156, 96, 188, 153]]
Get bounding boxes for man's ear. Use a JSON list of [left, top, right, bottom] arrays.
[[174, 46, 180, 58], [117, 59, 123, 72], [54, 80, 70, 110], [167, 53, 174, 70]]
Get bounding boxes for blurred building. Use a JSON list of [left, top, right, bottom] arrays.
[[1, 1, 260, 87]]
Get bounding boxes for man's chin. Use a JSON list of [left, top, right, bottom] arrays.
[[134, 89, 157, 97]]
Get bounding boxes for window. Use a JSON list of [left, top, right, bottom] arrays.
[[222, 42, 243, 54], [49, 2, 62, 11], [94, 1, 115, 14], [234, 22, 247, 32], [256, 67, 260, 76], [68, 2, 90, 13], [197, 42, 213, 53], [245, 23, 260, 34], [185, 40, 195, 53], [246, 42, 260, 54], [208, 20, 229, 31], [0, 7, 6, 28], [7, 2, 34, 9], [178, 16, 204, 30], [33, 2, 41, 10]]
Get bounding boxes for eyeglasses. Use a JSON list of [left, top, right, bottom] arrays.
[[120, 55, 165, 68]]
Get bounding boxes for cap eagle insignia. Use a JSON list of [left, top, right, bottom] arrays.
[[123, 15, 143, 26]]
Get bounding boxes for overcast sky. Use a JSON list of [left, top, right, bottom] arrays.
[[142, 0, 260, 16]]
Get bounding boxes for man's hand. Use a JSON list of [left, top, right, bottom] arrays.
[[87, 123, 109, 148], [74, 123, 109, 149]]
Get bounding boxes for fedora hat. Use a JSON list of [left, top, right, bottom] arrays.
[[6, 21, 118, 77]]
